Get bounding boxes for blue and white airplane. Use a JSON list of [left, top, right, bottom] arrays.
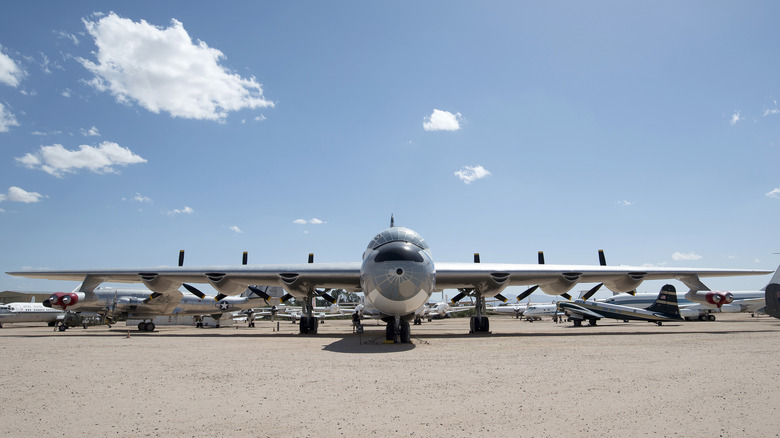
[[559, 284, 683, 326]]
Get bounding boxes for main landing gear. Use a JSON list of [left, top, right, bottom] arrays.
[[469, 293, 491, 334], [299, 316, 319, 334], [385, 316, 411, 343], [137, 321, 155, 331]]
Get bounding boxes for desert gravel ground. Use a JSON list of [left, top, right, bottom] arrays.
[[1, 314, 778, 437]]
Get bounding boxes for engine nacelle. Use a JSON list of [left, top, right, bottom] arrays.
[[684, 290, 734, 308], [44, 292, 84, 310]]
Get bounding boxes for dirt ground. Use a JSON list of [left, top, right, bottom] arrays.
[[1, 314, 778, 437]]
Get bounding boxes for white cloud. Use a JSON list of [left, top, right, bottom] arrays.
[[16, 141, 147, 178], [672, 251, 702, 261], [764, 99, 779, 117], [0, 47, 24, 87], [125, 192, 152, 203], [454, 165, 491, 184], [729, 110, 741, 125], [0, 102, 20, 132], [616, 200, 632, 207], [61, 88, 72, 98], [229, 225, 242, 233], [55, 31, 79, 46], [766, 188, 780, 199], [0, 186, 45, 203], [81, 126, 100, 136], [166, 206, 194, 215], [79, 12, 274, 121], [293, 218, 326, 224], [423, 109, 462, 131]]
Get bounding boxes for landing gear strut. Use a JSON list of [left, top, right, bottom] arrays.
[[469, 292, 490, 334], [385, 316, 411, 343], [299, 292, 318, 334]]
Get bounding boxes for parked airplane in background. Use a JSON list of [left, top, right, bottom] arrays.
[[41, 285, 275, 331], [604, 264, 780, 320], [765, 283, 780, 319], [559, 284, 683, 326], [0, 300, 66, 328], [522, 303, 566, 321], [8, 217, 770, 343]]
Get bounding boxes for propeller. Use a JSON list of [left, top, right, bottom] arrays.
[[178, 250, 185, 267], [598, 250, 606, 266], [182, 283, 206, 300], [560, 293, 572, 300], [581, 283, 604, 301], [242, 252, 248, 265], [214, 293, 228, 302], [494, 293, 508, 303], [317, 289, 336, 304], [280, 294, 294, 303], [451, 289, 471, 304], [516, 285, 539, 302], [142, 292, 163, 304], [538, 251, 545, 264], [247, 285, 271, 301], [474, 253, 480, 263]]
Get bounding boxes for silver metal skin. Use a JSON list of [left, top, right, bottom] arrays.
[[360, 227, 435, 317]]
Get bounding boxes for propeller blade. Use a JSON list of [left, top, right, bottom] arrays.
[[598, 250, 606, 266], [516, 285, 539, 302], [581, 283, 604, 301], [494, 293, 508, 303], [143, 292, 163, 304], [538, 251, 545, 264], [561, 293, 572, 300], [627, 291, 636, 296], [317, 290, 336, 304], [451, 291, 469, 303], [308, 253, 314, 263], [247, 286, 271, 300], [280, 294, 294, 302], [242, 252, 248, 265], [178, 250, 185, 267], [474, 253, 481, 263], [182, 283, 206, 300], [214, 293, 228, 302]]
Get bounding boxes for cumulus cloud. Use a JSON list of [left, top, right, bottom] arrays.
[[0, 186, 45, 203], [766, 188, 780, 199], [16, 141, 147, 177], [81, 126, 100, 136], [122, 192, 152, 203], [423, 109, 462, 131], [729, 110, 741, 125], [672, 251, 702, 261], [0, 102, 20, 132], [79, 12, 274, 121], [0, 47, 24, 87], [454, 165, 491, 184], [616, 200, 632, 207], [293, 218, 326, 224], [166, 206, 194, 215], [229, 225, 242, 233], [764, 99, 779, 117]]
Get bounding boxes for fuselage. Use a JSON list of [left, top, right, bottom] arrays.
[[0, 302, 64, 324], [360, 227, 436, 318]]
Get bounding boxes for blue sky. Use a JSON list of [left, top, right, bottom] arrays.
[[2, 2, 780, 299]]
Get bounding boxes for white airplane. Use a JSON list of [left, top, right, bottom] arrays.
[[414, 301, 472, 324], [603, 264, 780, 320], [0, 300, 66, 328], [522, 303, 566, 321], [7, 217, 770, 343]]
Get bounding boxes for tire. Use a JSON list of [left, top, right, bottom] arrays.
[[138, 322, 146, 331], [300, 317, 309, 334], [309, 317, 318, 334], [400, 320, 411, 343], [385, 322, 395, 341], [145, 322, 155, 331], [588, 319, 597, 326], [573, 319, 582, 327], [481, 316, 489, 333], [707, 314, 716, 321], [58, 324, 66, 331]]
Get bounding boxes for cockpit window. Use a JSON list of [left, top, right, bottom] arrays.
[[374, 242, 425, 263]]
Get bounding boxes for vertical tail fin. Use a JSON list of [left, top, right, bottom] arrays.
[[647, 284, 680, 317], [765, 283, 780, 319]]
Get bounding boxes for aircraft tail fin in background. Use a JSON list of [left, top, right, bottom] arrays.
[[761, 265, 780, 291], [765, 283, 780, 319], [647, 284, 680, 317]]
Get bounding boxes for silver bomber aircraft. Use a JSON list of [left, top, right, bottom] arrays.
[[6, 218, 771, 343]]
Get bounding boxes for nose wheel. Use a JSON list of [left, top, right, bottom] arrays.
[[385, 317, 411, 343]]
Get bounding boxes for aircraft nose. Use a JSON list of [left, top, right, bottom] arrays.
[[42, 299, 52, 308]]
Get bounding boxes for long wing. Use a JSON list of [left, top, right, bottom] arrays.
[[7, 263, 362, 296], [7, 262, 769, 298], [434, 263, 771, 296]]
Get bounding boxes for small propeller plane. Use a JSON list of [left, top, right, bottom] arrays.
[[558, 284, 683, 326]]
